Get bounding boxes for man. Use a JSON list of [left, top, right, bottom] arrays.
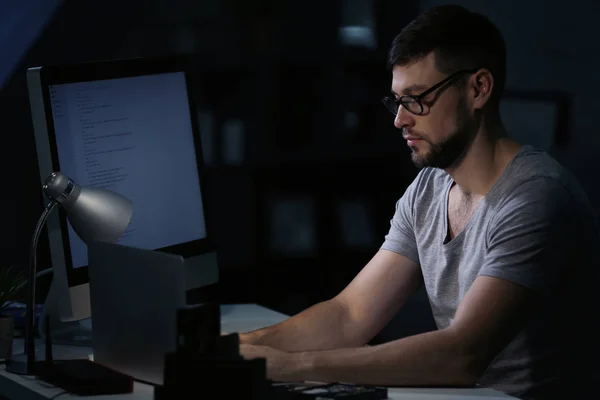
[[237, 5, 599, 400]]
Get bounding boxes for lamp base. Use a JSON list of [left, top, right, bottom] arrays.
[[5, 343, 91, 375]]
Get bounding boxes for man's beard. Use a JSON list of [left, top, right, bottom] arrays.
[[410, 95, 477, 170]]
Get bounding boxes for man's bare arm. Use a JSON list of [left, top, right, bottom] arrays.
[[273, 275, 538, 387], [240, 299, 355, 352], [240, 250, 422, 352]]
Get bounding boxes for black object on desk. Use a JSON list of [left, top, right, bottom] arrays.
[[156, 303, 272, 399], [34, 315, 134, 396], [271, 382, 388, 399], [35, 359, 134, 396]]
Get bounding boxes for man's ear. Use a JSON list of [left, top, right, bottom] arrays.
[[470, 69, 494, 110]]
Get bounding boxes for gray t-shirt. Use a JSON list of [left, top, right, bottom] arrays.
[[381, 145, 600, 399]]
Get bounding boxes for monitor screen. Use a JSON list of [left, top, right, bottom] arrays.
[[49, 72, 207, 269], [30, 58, 211, 277]]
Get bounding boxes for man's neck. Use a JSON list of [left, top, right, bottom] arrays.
[[445, 122, 521, 196]]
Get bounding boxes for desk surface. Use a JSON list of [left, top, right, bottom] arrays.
[[0, 304, 515, 400]]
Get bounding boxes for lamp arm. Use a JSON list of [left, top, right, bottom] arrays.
[[25, 200, 58, 373]]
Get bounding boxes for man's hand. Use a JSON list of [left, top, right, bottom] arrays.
[[221, 331, 255, 345], [240, 344, 294, 381]]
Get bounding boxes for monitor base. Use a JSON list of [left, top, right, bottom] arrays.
[[39, 318, 93, 347], [39, 278, 93, 347]]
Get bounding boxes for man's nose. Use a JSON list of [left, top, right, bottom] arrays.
[[394, 105, 414, 130]]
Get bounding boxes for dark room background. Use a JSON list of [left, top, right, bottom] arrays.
[[1, 0, 598, 343]]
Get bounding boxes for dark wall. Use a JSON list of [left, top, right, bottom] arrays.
[[6, 0, 595, 344]]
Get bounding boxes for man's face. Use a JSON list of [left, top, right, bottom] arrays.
[[390, 53, 478, 169]]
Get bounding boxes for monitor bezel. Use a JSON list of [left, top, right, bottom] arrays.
[[37, 56, 215, 288]]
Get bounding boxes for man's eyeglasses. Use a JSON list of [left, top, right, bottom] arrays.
[[382, 69, 479, 116]]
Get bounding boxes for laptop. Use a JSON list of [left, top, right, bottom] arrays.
[[87, 241, 186, 385]]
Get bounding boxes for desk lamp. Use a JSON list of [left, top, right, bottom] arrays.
[[6, 172, 133, 375]]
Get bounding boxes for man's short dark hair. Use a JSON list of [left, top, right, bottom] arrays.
[[388, 5, 506, 104]]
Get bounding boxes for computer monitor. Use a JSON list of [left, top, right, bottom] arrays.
[[26, 56, 217, 345]]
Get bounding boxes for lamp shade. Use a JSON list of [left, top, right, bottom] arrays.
[[42, 172, 133, 243]]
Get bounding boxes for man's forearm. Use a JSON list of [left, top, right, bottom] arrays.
[[281, 328, 479, 387], [241, 299, 365, 352]]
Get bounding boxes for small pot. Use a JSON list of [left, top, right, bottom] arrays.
[[0, 315, 14, 359]]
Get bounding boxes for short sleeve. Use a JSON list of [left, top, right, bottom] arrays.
[[479, 177, 576, 294], [380, 177, 420, 264]]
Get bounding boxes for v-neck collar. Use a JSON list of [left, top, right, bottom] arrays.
[[441, 145, 531, 246]]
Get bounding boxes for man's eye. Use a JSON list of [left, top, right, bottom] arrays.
[[421, 92, 436, 101]]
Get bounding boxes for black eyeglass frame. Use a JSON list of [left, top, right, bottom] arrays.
[[382, 68, 480, 116]]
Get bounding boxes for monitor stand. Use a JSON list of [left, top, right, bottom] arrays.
[[36, 251, 219, 348], [38, 279, 93, 347]]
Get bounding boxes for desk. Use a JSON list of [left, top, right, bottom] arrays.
[[0, 304, 515, 400]]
